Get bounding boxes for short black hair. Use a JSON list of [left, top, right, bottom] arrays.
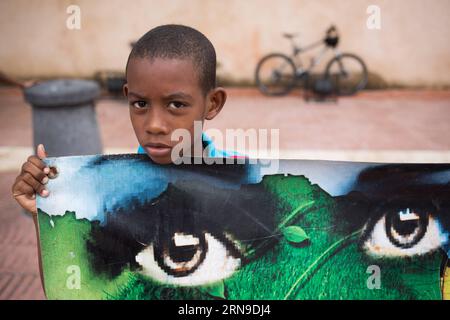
[[126, 24, 216, 95]]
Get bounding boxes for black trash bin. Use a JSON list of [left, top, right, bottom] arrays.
[[24, 79, 103, 157]]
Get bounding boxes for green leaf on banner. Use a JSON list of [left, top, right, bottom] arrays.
[[283, 226, 309, 244]]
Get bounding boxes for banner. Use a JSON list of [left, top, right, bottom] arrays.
[[36, 154, 450, 300]]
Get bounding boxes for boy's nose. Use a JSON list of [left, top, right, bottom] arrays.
[[144, 108, 170, 135]]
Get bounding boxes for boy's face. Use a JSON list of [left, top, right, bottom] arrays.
[[124, 57, 225, 164]]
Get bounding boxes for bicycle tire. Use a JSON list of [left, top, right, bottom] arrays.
[[325, 53, 368, 96], [255, 53, 297, 96]]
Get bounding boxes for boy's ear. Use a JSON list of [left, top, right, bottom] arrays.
[[205, 87, 227, 120], [123, 83, 129, 97]]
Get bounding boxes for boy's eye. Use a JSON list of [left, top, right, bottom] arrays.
[[132, 101, 148, 109], [168, 101, 187, 109]]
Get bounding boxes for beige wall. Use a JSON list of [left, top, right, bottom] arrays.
[[1, 0, 449, 86]]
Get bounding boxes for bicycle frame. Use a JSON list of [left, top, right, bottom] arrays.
[[287, 38, 342, 76]]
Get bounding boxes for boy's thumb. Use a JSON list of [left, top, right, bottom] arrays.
[[36, 144, 48, 160]]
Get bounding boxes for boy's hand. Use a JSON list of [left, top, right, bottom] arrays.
[[11, 144, 55, 215]]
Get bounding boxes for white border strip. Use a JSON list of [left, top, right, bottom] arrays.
[[0, 146, 449, 172], [244, 149, 450, 163]]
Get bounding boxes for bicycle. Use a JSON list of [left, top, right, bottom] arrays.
[[255, 25, 368, 96]]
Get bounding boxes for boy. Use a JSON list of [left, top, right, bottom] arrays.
[[12, 24, 239, 214]]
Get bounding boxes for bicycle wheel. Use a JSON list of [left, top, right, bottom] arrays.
[[325, 53, 368, 96], [255, 53, 296, 96]]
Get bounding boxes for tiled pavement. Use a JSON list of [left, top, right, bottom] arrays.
[[0, 87, 449, 299], [0, 172, 45, 299]]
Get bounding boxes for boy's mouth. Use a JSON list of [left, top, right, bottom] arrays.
[[144, 142, 172, 158]]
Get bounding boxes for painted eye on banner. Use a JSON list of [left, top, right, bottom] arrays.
[[135, 232, 242, 286], [363, 206, 448, 257]]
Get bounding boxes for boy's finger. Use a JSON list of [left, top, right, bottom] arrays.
[[21, 172, 47, 194], [22, 161, 48, 182], [27, 155, 47, 171], [36, 144, 48, 160], [48, 166, 59, 179], [12, 179, 35, 198], [21, 177, 48, 197], [12, 180, 45, 202]]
